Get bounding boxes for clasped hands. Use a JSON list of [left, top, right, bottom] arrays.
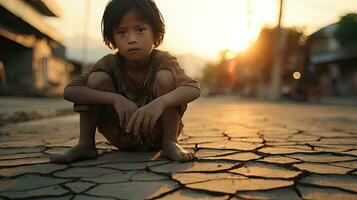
[[112, 94, 165, 135]]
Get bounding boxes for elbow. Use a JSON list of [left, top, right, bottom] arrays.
[[193, 88, 201, 100], [63, 86, 74, 102]]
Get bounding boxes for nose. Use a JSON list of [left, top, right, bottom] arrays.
[[127, 32, 137, 44]]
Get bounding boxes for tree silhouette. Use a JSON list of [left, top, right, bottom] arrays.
[[334, 13, 357, 46]]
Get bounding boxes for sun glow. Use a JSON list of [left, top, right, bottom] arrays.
[[49, 0, 357, 64], [158, 0, 261, 61], [228, 59, 237, 74], [224, 29, 252, 53]]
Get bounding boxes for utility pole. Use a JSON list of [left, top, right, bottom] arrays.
[[81, 0, 91, 72], [269, 0, 285, 100]]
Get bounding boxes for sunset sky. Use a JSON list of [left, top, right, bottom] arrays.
[[46, 0, 357, 63]]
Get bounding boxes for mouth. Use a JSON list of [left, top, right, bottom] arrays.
[[127, 48, 141, 53]]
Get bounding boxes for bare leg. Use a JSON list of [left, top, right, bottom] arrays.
[[153, 70, 195, 161], [49, 72, 116, 163], [49, 111, 98, 163], [160, 107, 195, 161]]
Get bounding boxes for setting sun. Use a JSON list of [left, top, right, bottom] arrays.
[[223, 27, 252, 52], [46, 0, 357, 64], [158, 0, 260, 61]]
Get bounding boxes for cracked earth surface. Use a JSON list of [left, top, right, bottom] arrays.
[[0, 97, 357, 199]]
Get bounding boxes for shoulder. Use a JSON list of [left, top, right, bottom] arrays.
[[152, 49, 175, 59], [94, 53, 118, 66], [91, 53, 122, 71], [152, 50, 179, 69]]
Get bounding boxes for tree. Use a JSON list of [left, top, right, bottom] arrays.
[[200, 50, 232, 92], [334, 13, 357, 46], [253, 27, 303, 83]]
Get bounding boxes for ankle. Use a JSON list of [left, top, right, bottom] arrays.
[[77, 142, 96, 149], [162, 140, 178, 148]]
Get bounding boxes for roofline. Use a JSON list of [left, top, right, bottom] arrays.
[[40, 0, 61, 17], [307, 23, 337, 41], [28, 0, 62, 17], [0, 28, 36, 48], [0, 0, 63, 43]]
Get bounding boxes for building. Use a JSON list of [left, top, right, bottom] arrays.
[[0, 0, 75, 96], [232, 27, 302, 98], [297, 23, 357, 98]]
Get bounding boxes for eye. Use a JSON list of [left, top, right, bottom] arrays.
[[137, 27, 146, 33], [116, 30, 126, 36]]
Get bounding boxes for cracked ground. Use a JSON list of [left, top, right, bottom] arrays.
[[0, 96, 357, 199]]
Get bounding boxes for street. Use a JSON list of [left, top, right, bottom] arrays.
[[1, 96, 357, 199]]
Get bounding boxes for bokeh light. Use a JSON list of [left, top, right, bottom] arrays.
[[293, 71, 302, 80]]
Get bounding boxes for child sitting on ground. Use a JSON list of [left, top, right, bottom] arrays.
[[49, 0, 200, 163]]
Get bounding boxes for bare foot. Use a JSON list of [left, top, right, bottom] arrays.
[[161, 141, 195, 161], [49, 143, 98, 163]]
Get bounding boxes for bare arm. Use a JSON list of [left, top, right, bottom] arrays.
[[64, 86, 137, 128], [158, 86, 201, 108], [126, 86, 200, 134], [63, 86, 119, 104]]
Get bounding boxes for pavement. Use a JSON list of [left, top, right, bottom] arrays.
[[0, 97, 73, 126], [0, 96, 357, 199]]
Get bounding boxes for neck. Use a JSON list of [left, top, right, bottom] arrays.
[[125, 55, 151, 72]]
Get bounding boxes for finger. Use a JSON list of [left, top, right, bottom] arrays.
[[134, 112, 145, 135], [129, 110, 136, 122], [149, 116, 158, 131], [124, 112, 130, 129], [123, 112, 127, 129], [143, 115, 151, 133], [127, 112, 138, 133], [181, 152, 189, 161], [189, 152, 195, 160], [118, 112, 124, 128], [186, 152, 193, 161], [128, 110, 134, 121]]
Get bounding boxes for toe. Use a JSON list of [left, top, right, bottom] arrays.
[[49, 155, 65, 163], [186, 152, 193, 160], [189, 152, 195, 160], [181, 152, 189, 161]]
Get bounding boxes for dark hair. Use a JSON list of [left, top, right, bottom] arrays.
[[101, 0, 165, 49]]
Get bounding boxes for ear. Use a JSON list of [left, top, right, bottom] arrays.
[[153, 35, 160, 47]]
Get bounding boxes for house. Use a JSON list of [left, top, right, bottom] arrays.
[[296, 23, 357, 98], [0, 0, 76, 96]]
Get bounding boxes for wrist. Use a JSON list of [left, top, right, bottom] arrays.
[[110, 93, 121, 105], [156, 96, 168, 108]]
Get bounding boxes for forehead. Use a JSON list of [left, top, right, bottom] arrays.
[[118, 10, 146, 27]]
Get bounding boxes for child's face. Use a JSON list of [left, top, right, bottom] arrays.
[[113, 10, 155, 62]]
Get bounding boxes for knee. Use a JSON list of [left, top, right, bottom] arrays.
[[87, 72, 115, 92], [153, 70, 175, 95]]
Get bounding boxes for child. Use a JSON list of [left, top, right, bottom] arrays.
[[49, 0, 200, 163]]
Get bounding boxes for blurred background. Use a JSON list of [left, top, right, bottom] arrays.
[[1, 0, 357, 102]]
